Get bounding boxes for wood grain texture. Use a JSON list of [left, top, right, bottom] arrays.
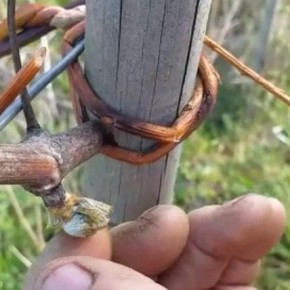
[[83, 0, 212, 224]]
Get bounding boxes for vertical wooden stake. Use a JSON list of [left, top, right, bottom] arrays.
[[83, 0, 212, 225]]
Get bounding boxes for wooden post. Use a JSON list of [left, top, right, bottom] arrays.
[[83, 0, 212, 225]]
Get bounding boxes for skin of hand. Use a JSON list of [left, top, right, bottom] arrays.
[[23, 193, 286, 290]]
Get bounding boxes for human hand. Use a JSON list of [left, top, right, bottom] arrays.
[[23, 194, 286, 290]]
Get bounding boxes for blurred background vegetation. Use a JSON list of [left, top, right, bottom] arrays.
[[0, 0, 290, 289]]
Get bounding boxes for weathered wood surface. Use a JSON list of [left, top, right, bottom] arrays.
[[83, 0, 212, 225]]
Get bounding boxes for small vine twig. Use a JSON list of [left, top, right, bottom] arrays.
[[204, 36, 290, 107], [7, 0, 40, 130], [0, 48, 46, 114]]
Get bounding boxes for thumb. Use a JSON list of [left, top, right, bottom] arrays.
[[23, 228, 112, 290], [24, 256, 166, 290]]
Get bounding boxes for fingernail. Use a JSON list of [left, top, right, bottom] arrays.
[[222, 194, 253, 207], [139, 205, 159, 218], [42, 263, 93, 290]]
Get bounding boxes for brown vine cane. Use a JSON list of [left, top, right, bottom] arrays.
[[62, 24, 220, 165], [0, 47, 46, 114]]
